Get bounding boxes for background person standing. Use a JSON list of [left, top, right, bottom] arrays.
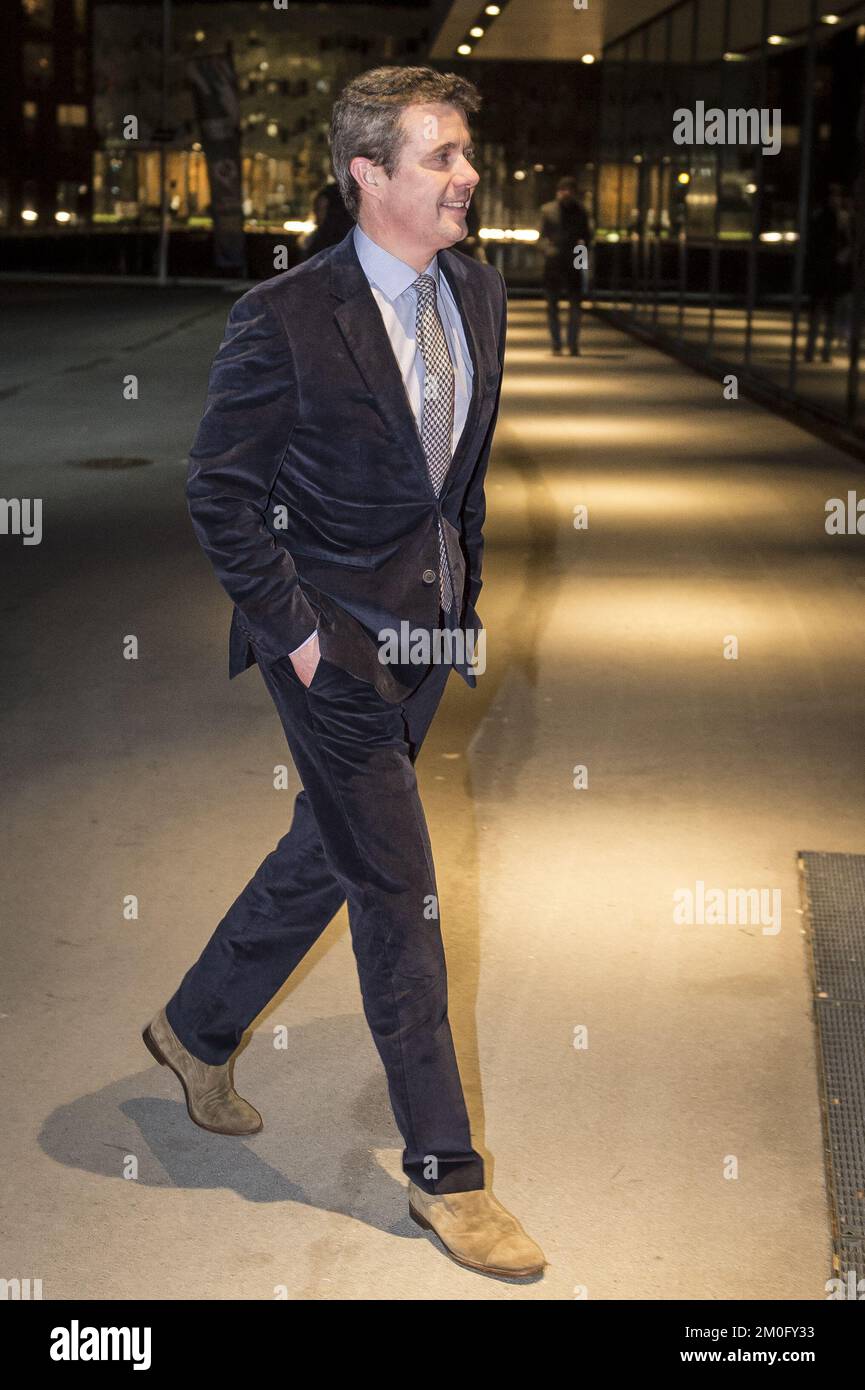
[[538, 175, 592, 356]]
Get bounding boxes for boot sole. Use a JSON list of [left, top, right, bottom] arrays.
[[142, 1024, 263, 1137], [409, 1203, 545, 1279]]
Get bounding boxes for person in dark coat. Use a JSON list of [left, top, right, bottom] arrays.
[[302, 180, 354, 258], [538, 176, 592, 356], [804, 183, 849, 364], [143, 64, 546, 1281]]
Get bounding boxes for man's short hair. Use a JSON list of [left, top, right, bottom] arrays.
[[330, 65, 482, 220], [557, 176, 579, 195]]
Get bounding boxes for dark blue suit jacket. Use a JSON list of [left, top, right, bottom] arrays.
[[186, 226, 508, 702]]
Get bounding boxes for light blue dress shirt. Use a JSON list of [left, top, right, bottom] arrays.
[[352, 222, 473, 456], [291, 223, 474, 655]]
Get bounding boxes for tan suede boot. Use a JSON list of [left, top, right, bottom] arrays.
[[142, 1007, 262, 1136], [409, 1182, 546, 1277]]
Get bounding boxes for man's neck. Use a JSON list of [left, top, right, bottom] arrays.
[[356, 218, 438, 275]]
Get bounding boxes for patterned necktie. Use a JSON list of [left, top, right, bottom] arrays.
[[412, 272, 455, 613]]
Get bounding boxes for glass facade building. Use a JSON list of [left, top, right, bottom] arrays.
[[90, 1, 428, 230], [594, 0, 865, 441], [1, 0, 94, 229]]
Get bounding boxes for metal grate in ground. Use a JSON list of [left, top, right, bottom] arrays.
[[799, 852, 865, 1294]]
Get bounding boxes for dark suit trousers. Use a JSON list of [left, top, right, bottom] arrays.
[[165, 649, 485, 1195], [543, 259, 584, 351]]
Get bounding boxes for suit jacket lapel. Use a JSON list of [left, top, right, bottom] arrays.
[[329, 230, 492, 495], [437, 249, 488, 485], [330, 231, 432, 491]]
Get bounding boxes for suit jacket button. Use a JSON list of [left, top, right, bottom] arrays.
[[422, 568, 437, 584]]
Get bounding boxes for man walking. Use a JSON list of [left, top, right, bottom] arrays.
[[538, 175, 592, 356], [143, 66, 545, 1280]]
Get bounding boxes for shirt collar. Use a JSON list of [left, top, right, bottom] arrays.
[[353, 223, 439, 304]]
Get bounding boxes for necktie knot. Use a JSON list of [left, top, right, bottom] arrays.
[[412, 272, 437, 307]]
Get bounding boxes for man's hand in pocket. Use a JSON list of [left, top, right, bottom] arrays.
[[290, 631, 321, 688]]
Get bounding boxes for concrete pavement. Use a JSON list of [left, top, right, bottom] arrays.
[[1, 283, 862, 1299]]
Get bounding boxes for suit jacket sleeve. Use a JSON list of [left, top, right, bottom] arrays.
[[186, 287, 320, 660], [461, 268, 507, 613]]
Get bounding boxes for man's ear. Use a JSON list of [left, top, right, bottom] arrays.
[[349, 156, 379, 196]]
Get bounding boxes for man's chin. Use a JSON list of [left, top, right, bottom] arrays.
[[439, 209, 468, 243]]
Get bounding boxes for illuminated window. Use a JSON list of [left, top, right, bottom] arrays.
[[22, 0, 54, 29], [57, 104, 88, 127]]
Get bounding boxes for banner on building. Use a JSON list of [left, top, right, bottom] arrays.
[[186, 52, 246, 274]]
